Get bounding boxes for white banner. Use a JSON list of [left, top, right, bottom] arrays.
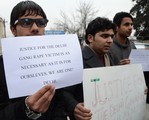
[[129, 49, 149, 71], [1, 34, 83, 98], [83, 64, 146, 120]]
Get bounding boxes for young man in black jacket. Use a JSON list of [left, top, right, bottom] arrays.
[[0, 1, 66, 120], [64, 17, 116, 120]]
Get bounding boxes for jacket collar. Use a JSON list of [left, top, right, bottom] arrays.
[[82, 46, 105, 68]]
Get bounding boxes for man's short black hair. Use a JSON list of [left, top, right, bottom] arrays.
[[85, 17, 116, 44], [113, 11, 133, 27], [10, 0, 47, 28]]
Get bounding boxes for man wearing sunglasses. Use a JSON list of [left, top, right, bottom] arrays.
[[0, 1, 67, 120]]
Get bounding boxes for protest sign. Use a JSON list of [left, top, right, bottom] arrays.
[[129, 49, 149, 71], [1, 34, 83, 98], [83, 64, 146, 120]]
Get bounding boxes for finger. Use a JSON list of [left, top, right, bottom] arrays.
[[37, 97, 52, 113], [36, 87, 55, 106], [27, 84, 55, 111], [34, 84, 55, 100], [77, 103, 91, 112], [75, 113, 92, 120], [29, 91, 55, 113], [75, 104, 92, 117], [75, 109, 92, 118], [119, 60, 130, 65]]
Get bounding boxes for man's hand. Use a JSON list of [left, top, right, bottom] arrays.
[[26, 84, 55, 113], [119, 58, 130, 65], [74, 103, 92, 120]]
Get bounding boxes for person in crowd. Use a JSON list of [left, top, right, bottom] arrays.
[[109, 11, 136, 65], [109, 11, 148, 91], [64, 17, 116, 120], [0, 1, 67, 120], [109, 11, 148, 118]]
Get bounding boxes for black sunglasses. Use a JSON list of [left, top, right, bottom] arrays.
[[14, 18, 48, 28]]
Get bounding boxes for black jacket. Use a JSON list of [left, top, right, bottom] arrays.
[[64, 46, 114, 120], [0, 55, 67, 120]]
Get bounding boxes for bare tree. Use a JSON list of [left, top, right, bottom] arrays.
[[55, 11, 80, 34], [54, 1, 98, 39]]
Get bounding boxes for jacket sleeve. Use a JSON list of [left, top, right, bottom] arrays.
[[49, 89, 67, 120], [0, 55, 30, 120], [63, 84, 83, 120], [0, 97, 30, 120]]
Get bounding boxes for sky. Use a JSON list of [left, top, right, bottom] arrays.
[[0, 0, 134, 37]]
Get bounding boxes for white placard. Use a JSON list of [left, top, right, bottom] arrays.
[[129, 49, 149, 71], [83, 64, 146, 120], [1, 34, 83, 98]]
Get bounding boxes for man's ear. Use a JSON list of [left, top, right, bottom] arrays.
[[10, 26, 17, 36], [115, 26, 119, 33], [87, 34, 93, 43]]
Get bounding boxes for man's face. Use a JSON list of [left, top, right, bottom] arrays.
[[88, 29, 114, 55], [11, 14, 46, 36], [117, 17, 133, 38]]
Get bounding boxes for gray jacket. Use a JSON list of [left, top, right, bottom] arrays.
[[109, 37, 136, 65]]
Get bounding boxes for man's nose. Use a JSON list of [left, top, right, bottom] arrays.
[[129, 24, 133, 29], [107, 36, 113, 42], [30, 22, 39, 33], [31, 22, 39, 29]]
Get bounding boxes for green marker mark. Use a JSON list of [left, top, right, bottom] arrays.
[[90, 78, 100, 82]]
